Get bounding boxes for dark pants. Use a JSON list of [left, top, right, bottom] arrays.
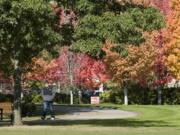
[[42, 101, 55, 118]]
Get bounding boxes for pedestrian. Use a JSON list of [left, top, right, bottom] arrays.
[[41, 83, 56, 120]]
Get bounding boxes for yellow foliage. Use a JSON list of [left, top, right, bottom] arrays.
[[166, 0, 180, 80], [103, 32, 158, 85]]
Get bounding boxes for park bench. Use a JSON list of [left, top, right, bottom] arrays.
[[0, 102, 13, 124]]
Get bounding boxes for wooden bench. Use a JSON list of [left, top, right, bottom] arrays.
[[0, 102, 13, 124]]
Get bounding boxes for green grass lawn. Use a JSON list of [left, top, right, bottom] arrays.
[[1, 105, 180, 135]]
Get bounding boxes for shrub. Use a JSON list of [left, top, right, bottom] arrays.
[[54, 92, 80, 104], [21, 92, 37, 117], [54, 93, 70, 104], [100, 91, 110, 103], [101, 83, 180, 105], [31, 92, 42, 104], [0, 93, 13, 102]]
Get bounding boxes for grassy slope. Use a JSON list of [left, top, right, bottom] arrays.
[[102, 104, 180, 127], [1, 105, 180, 135]]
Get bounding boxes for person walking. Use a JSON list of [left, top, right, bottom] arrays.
[[41, 84, 56, 120]]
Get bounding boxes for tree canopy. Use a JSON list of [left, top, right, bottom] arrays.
[[166, 0, 180, 80], [0, 0, 61, 74], [68, 0, 165, 57], [0, 0, 62, 125]]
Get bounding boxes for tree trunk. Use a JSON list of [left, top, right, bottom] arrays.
[[157, 85, 162, 105], [124, 87, 128, 106], [68, 50, 74, 105], [99, 83, 104, 92], [13, 62, 22, 125], [57, 81, 61, 93], [78, 90, 82, 104], [70, 90, 73, 105]]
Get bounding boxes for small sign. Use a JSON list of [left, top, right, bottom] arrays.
[[91, 96, 100, 104]]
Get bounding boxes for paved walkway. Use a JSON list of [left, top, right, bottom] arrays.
[[52, 105, 137, 120], [1, 105, 137, 126]]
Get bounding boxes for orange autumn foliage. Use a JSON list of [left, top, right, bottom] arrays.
[[25, 57, 57, 82], [103, 32, 158, 85], [166, 0, 180, 80]]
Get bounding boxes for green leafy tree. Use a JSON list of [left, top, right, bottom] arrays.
[[55, 0, 165, 105], [0, 0, 61, 125], [71, 0, 165, 57]]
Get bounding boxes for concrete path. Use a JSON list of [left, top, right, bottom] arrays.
[[52, 105, 137, 120]]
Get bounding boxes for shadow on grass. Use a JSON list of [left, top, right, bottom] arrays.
[[1, 105, 176, 127], [23, 118, 173, 127], [23, 105, 175, 127]]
